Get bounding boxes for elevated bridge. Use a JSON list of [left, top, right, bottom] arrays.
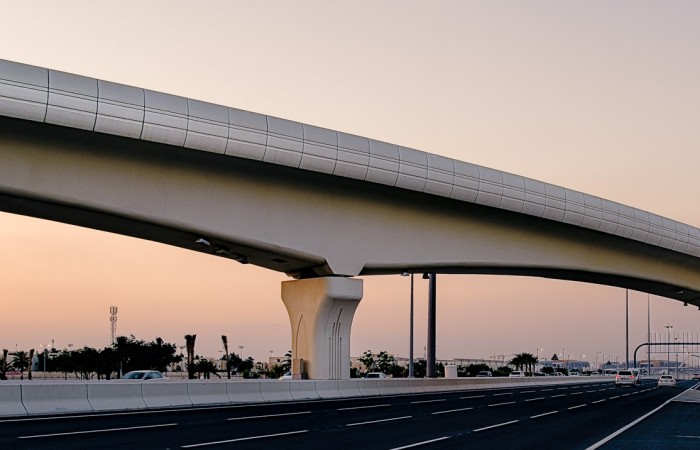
[[2, 59, 700, 379]]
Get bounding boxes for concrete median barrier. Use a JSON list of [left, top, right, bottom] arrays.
[[289, 381, 320, 401], [226, 381, 264, 404], [187, 381, 230, 406], [337, 379, 362, 398], [0, 384, 27, 416], [408, 378, 426, 393], [22, 383, 92, 415], [376, 379, 396, 396], [444, 378, 466, 391], [424, 379, 448, 392], [259, 381, 294, 402], [141, 382, 191, 408], [358, 379, 380, 396], [314, 380, 341, 399], [392, 379, 413, 395], [88, 382, 146, 411]]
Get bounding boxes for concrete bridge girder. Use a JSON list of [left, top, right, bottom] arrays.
[[2, 118, 699, 306]]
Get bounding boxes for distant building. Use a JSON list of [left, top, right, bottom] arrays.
[[539, 359, 591, 371]]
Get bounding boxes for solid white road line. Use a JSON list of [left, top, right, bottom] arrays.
[[346, 416, 412, 427], [488, 401, 516, 407], [181, 430, 308, 448], [18, 423, 178, 439], [586, 389, 689, 449], [411, 399, 446, 404], [525, 397, 545, 402], [530, 411, 559, 419], [432, 407, 473, 415], [389, 436, 451, 449], [473, 420, 519, 432], [337, 404, 390, 411], [227, 411, 311, 421]]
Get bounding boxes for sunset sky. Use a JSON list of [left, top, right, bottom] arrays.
[[2, 2, 700, 366]]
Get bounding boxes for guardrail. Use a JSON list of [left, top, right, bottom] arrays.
[[0, 376, 613, 417]]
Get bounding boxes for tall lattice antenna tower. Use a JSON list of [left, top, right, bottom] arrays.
[[110, 306, 118, 345]]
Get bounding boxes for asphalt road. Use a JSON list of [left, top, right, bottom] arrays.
[[0, 379, 696, 449]]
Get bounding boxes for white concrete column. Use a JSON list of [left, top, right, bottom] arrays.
[[281, 277, 363, 380]]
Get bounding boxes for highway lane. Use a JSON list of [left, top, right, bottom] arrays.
[[0, 379, 687, 449], [595, 381, 700, 449]]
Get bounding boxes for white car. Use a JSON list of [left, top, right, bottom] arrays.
[[657, 375, 676, 388], [615, 370, 639, 387], [279, 371, 292, 380], [363, 372, 388, 379], [509, 371, 525, 377], [121, 370, 167, 380]]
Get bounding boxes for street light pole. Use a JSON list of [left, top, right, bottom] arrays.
[[674, 337, 680, 378], [667, 326, 673, 373]]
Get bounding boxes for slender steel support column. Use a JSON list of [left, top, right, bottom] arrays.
[[427, 273, 437, 378], [647, 294, 651, 373], [625, 289, 629, 369], [409, 273, 415, 378]]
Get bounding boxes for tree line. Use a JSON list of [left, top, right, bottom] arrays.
[[356, 350, 542, 377], [0, 335, 259, 380]]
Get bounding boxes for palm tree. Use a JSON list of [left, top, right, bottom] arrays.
[[12, 351, 30, 379], [510, 352, 539, 374], [221, 335, 230, 379], [509, 354, 525, 371], [0, 349, 7, 380], [27, 348, 34, 380], [282, 350, 292, 374], [185, 334, 196, 380], [522, 353, 538, 374]]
